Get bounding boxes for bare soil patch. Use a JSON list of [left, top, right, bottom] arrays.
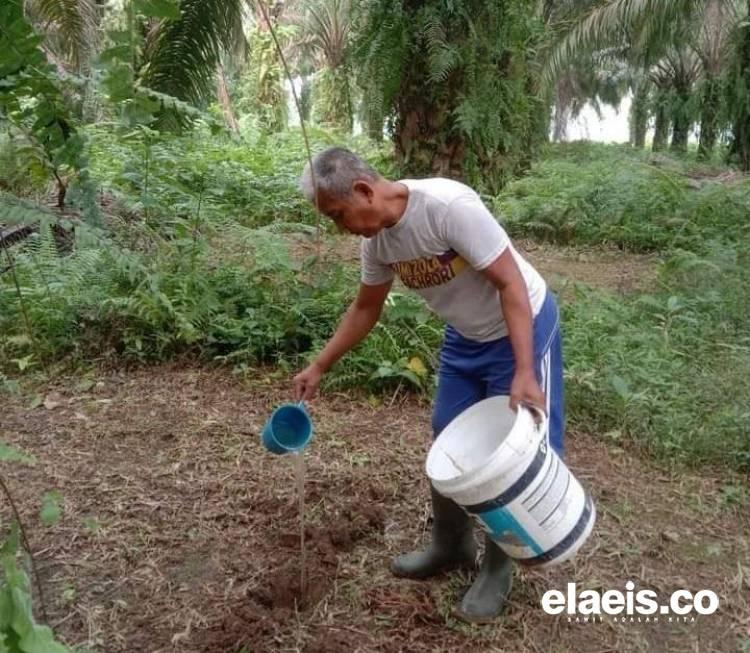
[[516, 239, 659, 297], [1, 365, 747, 652], [290, 233, 660, 298]]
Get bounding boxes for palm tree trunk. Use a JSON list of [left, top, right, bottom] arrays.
[[698, 76, 721, 160], [630, 81, 650, 149], [313, 67, 352, 132], [216, 63, 240, 134], [671, 115, 690, 153], [365, 105, 384, 142], [521, 64, 549, 173], [552, 100, 570, 143], [652, 92, 670, 152], [552, 77, 572, 143], [396, 83, 465, 178], [670, 82, 692, 154], [299, 76, 312, 123], [729, 1, 750, 170]]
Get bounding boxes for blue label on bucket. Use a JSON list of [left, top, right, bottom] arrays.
[[478, 506, 545, 556]]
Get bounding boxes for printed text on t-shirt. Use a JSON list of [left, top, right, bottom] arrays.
[[390, 249, 468, 289]]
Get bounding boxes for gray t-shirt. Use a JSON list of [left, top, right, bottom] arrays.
[[361, 178, 547, 342]]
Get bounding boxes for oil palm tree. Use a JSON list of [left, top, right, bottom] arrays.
[[354, 0, 549, 190], [236, 24, 290, 133], [726, 0, 750, 169], [651, 50, 702, 153], [289, 0, 353, 132], [547, 0, 746, 159], [696, 0, 746, 158]]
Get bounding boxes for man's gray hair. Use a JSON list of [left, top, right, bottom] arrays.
[[299, 147, 381, 201]]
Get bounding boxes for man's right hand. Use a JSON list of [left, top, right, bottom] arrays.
[[293, 362, 325, 401], [292, 281, 391, 402]]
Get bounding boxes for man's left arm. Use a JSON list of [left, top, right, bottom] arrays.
[[482, 250, 546, 413], [442, 194, 545, 413]]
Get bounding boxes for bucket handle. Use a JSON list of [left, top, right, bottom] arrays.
[[519, 401, 548, 434]]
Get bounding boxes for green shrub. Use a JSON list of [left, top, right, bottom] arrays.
[[0, 218, 440, 393], [494, 142, 750, 253], [563, 238, 750, 470]]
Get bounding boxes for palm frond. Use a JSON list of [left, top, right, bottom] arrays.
[[353, 0, 409, 113], [290, 0, 351, 69], [419, 8, 459, 84], [140, 0, 245, 103], [25, 0, 99, 69], [544, 0, 704, 83]]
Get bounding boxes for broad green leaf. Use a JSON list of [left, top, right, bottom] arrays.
[[0, 589, 15, 631], [399, 370, 422, 386], [40, 491, 62, 526], [0, 444, 35, 466], [9, 584, 35, 641], [18, 623, 71, 653]]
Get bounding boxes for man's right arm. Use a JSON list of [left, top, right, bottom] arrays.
[[293, 280, 392, 400]]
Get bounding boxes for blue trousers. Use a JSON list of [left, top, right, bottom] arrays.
[[432, 292, 566, 458]]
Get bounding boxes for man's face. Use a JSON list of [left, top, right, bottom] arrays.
[[316, 181, 385, 238]]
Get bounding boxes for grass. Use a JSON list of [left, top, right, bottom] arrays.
[[487, 142, 750, 470]]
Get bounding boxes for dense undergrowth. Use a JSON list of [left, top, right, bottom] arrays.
[[2, 133, 748, 470], [563, 243, 750, 469], [495, 142, 750, 253], [496, 143, 750, 469]]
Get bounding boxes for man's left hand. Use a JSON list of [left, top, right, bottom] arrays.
[[509, 369, 546, 418]]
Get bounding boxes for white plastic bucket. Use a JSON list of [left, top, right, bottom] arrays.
[[426, 396, 595, 568]]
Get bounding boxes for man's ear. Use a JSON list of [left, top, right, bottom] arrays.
[[353, 180, 375, 202]]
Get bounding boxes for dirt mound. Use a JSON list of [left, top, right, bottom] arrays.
[[252, 562, 330, 611], [192, 498, 387, 651], [260, 498, 386, 608]]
